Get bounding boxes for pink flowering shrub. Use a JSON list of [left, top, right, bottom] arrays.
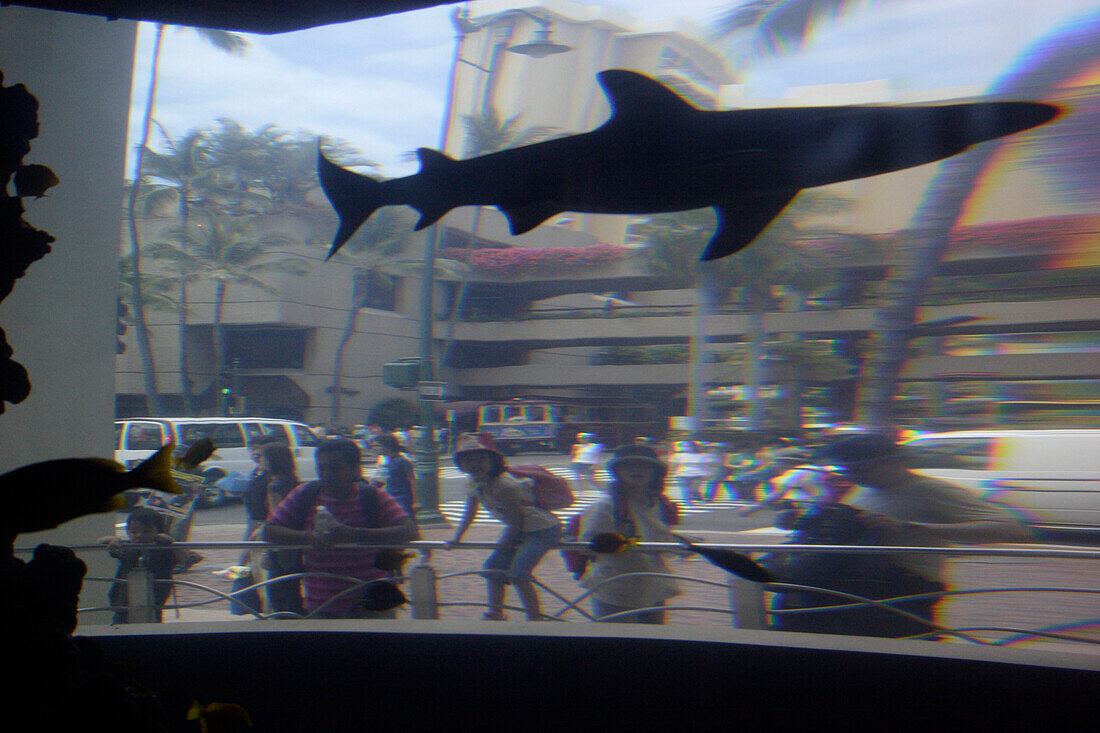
[[440, 244, 628, 276]]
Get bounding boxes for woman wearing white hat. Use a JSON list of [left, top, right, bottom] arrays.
[[577, 445, 682, 624]]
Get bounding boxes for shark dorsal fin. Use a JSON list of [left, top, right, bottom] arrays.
[[417, 147, 456, 174], [597, 69, 700, 126]]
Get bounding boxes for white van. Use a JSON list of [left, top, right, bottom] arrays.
[[902, 429, 1100, 531], [115, 417, 323, 504]]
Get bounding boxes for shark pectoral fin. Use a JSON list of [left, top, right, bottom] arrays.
[[704, 191, 799, 261], [500, 202, 560, 236]]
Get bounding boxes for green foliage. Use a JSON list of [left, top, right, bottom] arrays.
[[146, 212, 306, 291], [460, 108, 557, 158], [368, 397, 418, 430], [593, 345, 692, 365], [712, 0, 861, 60]]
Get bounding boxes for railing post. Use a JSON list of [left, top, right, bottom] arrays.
[[729, 578, 767, 630], [411, 563, 439, 620], [127, 566, 156, 623]]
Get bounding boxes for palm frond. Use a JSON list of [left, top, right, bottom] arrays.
[[191, 28, 249, 55], [712, 0, 863, 58]]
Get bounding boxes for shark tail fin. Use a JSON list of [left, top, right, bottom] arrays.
[[410, 148, 457, 231], [318, 146, 385, 259]]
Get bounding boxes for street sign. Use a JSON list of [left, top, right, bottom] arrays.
[[419, 381, 446, 400]]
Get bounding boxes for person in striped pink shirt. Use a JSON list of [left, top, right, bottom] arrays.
[[262, 438, 418, 618]]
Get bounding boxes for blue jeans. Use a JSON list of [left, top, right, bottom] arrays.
[[483, 524, 562, 583]]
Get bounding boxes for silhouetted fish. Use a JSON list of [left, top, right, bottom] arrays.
[[176, 437, 216, 472], [1, 444, 179, 537], [373, 548, 415, 572], [320, 69, 1059, 261], [671, 533, 773, 583], [187, 700, 253, 733], [357, 579, 408, 612], [588, 531, 636, 554]]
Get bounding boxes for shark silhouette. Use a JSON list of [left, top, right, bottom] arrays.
[[319, 69, 1058, 261]]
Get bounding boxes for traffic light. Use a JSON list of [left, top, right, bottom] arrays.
[[116, 297, 129, 354]]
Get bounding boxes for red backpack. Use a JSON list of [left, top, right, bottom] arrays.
[[506, 464, 575, 511]]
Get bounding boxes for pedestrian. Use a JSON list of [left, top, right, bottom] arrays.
[[256, 442, 305, 616], [767, 433, 1031, 638], [569, 432, 603, 491], [243, 433, 289, 544], [668, 440, 709, 505], [735, 444, 813, 514], [577, 444, 682, 624], [701, 442, 736, 502], [261, 438, 419, 619], [373, 432, 417, 517], [447, 433, 563, 621], [98, 508, 177, 624]]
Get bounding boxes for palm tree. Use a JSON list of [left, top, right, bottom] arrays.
[[715, 2, 1100, 430], [126, 25, 247, 414], [635, 192, 854, 430], [326, 206, 418, 426], [139, 125, 228, 413], [206, 121, 372, 216], [146, 212, 305, 400]]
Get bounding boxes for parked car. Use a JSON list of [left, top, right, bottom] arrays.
[[902, 429, 1100, 532], [115, 417, 322, 506]]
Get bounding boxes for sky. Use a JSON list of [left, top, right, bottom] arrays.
[[127, 0, 1099, 178]]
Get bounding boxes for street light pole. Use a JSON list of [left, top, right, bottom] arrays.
[[411, 6, 571, 526]]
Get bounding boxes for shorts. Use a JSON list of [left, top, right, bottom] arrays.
[[483, 524, 562, 583]]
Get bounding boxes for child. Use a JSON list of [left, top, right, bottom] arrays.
[[577, 444, 681, 624], [447, 433, 562, 621], [98, 508, 177, 624]]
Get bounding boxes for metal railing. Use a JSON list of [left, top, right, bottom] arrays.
[[21, 540, 1100, 647]]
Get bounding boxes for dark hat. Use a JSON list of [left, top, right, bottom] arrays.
[[607, 444, 668, 478], [818, 433, 904, 466]]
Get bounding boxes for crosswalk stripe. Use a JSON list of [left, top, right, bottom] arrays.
[[434, 493, 748, 526]]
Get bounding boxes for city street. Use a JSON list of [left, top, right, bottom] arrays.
[[182, 450, 779, 534], [105, 450, 1098, 652]]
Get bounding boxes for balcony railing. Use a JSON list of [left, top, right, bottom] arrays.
[[27, 540, 1100, 649]]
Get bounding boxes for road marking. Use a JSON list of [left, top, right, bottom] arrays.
[[436, 492, 750, 525]]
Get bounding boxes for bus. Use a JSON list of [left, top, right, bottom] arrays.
[[476, 398, 664, 455]]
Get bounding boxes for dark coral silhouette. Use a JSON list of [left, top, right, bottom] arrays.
[[1, 70, 56, 414], [0, 70, 168, 731]]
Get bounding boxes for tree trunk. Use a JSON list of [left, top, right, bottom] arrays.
[[330, 275, 372, 426], [125, 24, 166, 415], [686, 287, 707, 431], [855, 15, 1100, 432], [213, 280, 228, 415], [746, 305, 768, 430], [856, 150, 993, 431], [688, 272, 723, 430], [177, 185, 195, 415], [440, 205, 484, 367]]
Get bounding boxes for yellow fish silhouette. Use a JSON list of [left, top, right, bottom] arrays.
[[1, 444, 179, 537]]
